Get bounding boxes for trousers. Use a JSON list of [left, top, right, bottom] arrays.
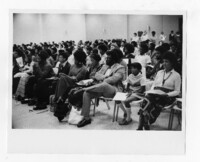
[[81, 82, 117, 117], [54, 75, 77, 101]]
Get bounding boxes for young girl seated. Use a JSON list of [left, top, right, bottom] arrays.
[[118, 62, 146, 125]]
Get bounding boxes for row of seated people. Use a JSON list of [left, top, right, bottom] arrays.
[[13, 39, 182, 130]]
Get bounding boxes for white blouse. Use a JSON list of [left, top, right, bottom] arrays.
[[151, 69, 181, 97]]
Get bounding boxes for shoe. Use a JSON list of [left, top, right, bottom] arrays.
[[58, 116, 65, 122], [28, 99, 36, 106], [21, 98, 29, 104], [16, 95, 23, 101], [119, 118, 133, 125], [33, 104, 47, 110], [144, 124, 150, 130], [77, 118, 91, 128]]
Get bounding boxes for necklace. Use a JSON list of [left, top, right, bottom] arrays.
[[162, 70, 172, 86]]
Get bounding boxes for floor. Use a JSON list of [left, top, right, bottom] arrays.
[[12, 99, 181, 130]]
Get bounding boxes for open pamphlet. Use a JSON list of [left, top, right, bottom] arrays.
[[16, 57, 24, 68], [77, 79, 94, 85], [113, 92, 128, 101]]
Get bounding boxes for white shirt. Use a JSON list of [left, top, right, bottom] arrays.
[[141, 34, 149, 41], [135, 54, 151, 68], [150, 35, 158, 45], [133, 47, 140, 56], [68, 54, 75, 65], [86, 55, 92, 67], [135, 54, 151, 79], [127, 73, 146, 92], [151, 69, 181, 97], [159, 34, 166, 41], [55, 61, 60, 68]]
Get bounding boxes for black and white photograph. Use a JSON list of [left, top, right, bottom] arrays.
[[12, 13, 184, 131], [4, 0, 200, 158]]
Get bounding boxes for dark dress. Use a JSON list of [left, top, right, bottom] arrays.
[[25, 62, 54, 103]]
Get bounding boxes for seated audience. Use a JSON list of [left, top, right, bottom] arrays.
[[118, 62, 146, 125], [25, 50, 54, 109], [98, 44, 108, 65], [46, 49, 55, 67], [147, 42, 155, 57], [137, 51, 181, 130], [57, 51, 71, 76], [53, 49, 87, 103], [15, 55, 36, 100], [124, 43, 135, 74], [77, 49, 125, 127], [113, 48, 128, 81], [135, 43, 151, 78], [86, 53, 102, 79], [13, 30, 182, 129]]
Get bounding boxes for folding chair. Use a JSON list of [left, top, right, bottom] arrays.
[[166, 98, 182, 130], [92, 97, 118, 122]]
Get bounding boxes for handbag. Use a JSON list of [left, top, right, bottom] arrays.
[[68, 106, 83, 125]]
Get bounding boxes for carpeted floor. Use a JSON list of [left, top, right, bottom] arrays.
[[12, 99, 181, 130]]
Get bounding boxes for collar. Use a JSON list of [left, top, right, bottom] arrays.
[[164, 68, 175, 74], [61, 60, 68, 67]]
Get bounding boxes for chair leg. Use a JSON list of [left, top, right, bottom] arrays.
[[116, 104, 120, 121], [105, 100, 111, 110], [92, 99, 96, 116], [93, 103, 96, 116], [113, 102, 117, 122], [168, 109, 175, 130], [177, 111, 182, 126]]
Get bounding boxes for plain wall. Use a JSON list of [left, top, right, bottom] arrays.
[[86, 14, 127, 41], [13, 14, 86, 44], [13, 14, 180, 44], [42, 14, 86, 43], [163, 15, 180, 42], [13, 14, 43, 44]]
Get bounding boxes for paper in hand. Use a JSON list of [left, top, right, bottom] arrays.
[[113, 92, 128, 101]]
